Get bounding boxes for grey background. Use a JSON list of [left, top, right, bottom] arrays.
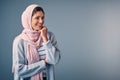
[[0, 0, 120, 80]]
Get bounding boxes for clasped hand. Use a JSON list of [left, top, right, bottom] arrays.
[[40, 26, 48, 43]]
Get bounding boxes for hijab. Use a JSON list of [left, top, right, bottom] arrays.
[[15, 4, 44, 80]]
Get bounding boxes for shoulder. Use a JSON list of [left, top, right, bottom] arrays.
[[13, 35, 24, 47], [47, 31, 54, 36], [47, 31, 55, 39]]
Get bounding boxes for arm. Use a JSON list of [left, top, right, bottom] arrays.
[[43, 32, 61, 65], [12, 37, 46, 78]]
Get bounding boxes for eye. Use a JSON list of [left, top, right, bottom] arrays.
[[42, 16, 44, 20], [35, 16, 39, 20]]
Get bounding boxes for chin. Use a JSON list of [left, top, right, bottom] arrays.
[[36, 28, 41, 31]]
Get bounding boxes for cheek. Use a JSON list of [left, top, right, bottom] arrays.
[[32, 20, 37, 26], [43, 20, 44, 23]]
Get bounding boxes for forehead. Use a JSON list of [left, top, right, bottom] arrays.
[[32, 11, 44, 17]]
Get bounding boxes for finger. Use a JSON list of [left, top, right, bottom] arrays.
[[42, 26, 46, 29], [43, 27, 47, 31]]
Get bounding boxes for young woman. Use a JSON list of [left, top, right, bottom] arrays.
[[12, 4, 60, 80]]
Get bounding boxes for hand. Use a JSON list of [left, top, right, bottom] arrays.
[[44, 56, 47, 63], [40, 26, 48, 43]]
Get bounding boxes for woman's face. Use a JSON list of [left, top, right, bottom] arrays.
[[31, 11, 44, 31]]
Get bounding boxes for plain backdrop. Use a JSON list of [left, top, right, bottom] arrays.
[[0, 0, 120, 80]]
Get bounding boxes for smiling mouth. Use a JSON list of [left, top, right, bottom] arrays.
[[37, 23, 43, 26]]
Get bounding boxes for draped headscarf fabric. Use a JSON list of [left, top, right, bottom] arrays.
[[15, 4, 43, 80]]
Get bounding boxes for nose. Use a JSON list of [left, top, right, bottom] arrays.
[[39, 18, 43, 23]]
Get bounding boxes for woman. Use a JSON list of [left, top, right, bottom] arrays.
[[12, 4, 60, 80]]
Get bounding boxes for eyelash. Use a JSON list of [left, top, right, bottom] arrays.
[[35, 17, 44, 20]]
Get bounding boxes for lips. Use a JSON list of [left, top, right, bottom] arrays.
[[37, 23, 41, 26]]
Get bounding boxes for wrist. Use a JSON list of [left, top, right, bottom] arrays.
[[42, 37, 48, 43], [44, 57, 47, 63]]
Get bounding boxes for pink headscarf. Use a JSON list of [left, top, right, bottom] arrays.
[[20, 4, 43, 80]]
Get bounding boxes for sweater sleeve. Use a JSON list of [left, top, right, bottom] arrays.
[[42, 32, 61, 65], [12, 37, 46, 78]]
